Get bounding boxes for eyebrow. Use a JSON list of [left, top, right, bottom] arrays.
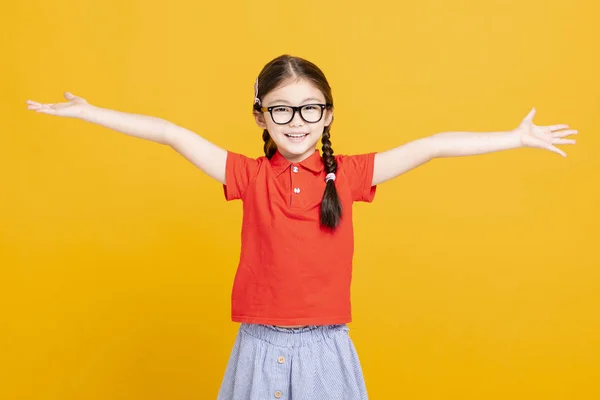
[[268, 97, 323, 105]]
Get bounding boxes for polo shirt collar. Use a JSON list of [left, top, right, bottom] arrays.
[[270, 149, 324, 177]]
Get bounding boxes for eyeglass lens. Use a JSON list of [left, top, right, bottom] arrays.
[[271, 105, 323, 124]]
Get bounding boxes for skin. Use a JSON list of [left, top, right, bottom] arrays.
[[26, 80, 578, 330], [253, 77, 334, 164], [252, 77, 334, 328]]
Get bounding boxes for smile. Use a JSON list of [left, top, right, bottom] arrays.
[[284, 133, 308, 138]]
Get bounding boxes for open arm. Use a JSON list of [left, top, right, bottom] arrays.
[[26, 92, 228, 184], [372, 108, 577, 186]]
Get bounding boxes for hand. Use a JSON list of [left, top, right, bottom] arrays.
[[26, 92, 91, 119], [515, 108, 577, 157]]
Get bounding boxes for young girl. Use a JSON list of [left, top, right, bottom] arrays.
[[26, 54, 577, 400]]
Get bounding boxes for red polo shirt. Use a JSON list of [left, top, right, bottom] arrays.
[[223, 148, 377, 325]]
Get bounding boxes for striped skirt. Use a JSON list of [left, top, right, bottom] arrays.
[[217, 323, 368, 400]]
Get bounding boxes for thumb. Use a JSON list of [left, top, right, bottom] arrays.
[[524, 107, 536, 123], [64, 92, 77, 101]]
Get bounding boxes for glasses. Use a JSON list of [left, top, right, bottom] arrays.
[[261, 103, 332, 125]]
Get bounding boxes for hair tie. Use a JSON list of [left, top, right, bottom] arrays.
[[325, 172, 336, 183], [254, 77, 261, 106]]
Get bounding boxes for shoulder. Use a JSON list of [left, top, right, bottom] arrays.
[[334, 152, 378, 202], [223, 151, 270, 201], [335, 152, 377, 168], [226, 150, 270, 168]]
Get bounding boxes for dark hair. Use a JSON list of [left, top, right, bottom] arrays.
[[253, 55, 342, 230]]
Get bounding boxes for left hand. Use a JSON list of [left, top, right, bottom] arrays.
[[515, 108, 577, 157]]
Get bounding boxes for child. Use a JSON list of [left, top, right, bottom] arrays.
[[26, 54, 577, 400]]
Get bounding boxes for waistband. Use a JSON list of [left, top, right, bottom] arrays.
[[240, 323, 349, 348]]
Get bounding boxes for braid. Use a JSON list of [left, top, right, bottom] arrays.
[[263, 129, 277, 159], [255, 92, 276, 159], [320, 125, 342, 229]]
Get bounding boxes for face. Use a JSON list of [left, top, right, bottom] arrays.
[[254, 77, 334, 163]]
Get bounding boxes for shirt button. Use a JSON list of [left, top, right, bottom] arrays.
[[292, 166, 299, 173], [277, 356, 285, 364], [274, 391, 282, 398], [294, 188, 300, 194]]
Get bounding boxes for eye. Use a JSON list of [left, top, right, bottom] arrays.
[[273, 107, 290, 113]]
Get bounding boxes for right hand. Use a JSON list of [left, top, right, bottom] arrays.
[[26, 92, 91, 118]]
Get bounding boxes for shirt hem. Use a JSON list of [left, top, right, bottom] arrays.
[[231, 314, 352, 325]]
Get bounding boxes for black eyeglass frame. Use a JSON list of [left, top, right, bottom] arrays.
[[260, 103, 333, 125]]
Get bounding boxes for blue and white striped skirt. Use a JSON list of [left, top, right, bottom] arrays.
[[217, 323, 368, 400]]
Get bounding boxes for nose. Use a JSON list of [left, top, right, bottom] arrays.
[[289, 109, 305, 127]]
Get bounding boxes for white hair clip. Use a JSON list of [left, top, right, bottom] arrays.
[[254, 77, 261, 106], [325, 173, 336, 183]]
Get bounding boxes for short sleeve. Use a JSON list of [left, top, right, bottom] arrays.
[[338, 152, 377, 202], [222, 151, 260, 201]]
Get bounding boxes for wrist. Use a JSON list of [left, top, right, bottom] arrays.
[[79, 104, 97, 121], [507, 128, 523, 149]]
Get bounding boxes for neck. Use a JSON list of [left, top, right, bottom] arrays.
[[278, 148, 318, 163]]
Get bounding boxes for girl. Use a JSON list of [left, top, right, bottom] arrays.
[[26, 54, 577, 400]]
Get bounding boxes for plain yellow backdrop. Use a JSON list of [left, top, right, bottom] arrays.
[[2, 0, 598, 399]]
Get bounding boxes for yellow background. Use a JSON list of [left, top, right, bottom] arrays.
[[2, 0, 598, 398]]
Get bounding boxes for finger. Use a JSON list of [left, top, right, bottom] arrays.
[[546, 144, 566, 157], [64, 92, 76, 100], [552, 138, 576, 145], [547, 124, 570, 131], [35, 104, 52, 112], [36, 108, 57, 115], [36, 104, 57, 113], [553, 129, 578, 138], [533, 136, 566, 157], [524, 107, 536, 122], [26, 100, 41, 106]]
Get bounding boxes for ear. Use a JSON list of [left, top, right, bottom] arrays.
[[253, 110, 268, 129], [324, 106, 334, 127]]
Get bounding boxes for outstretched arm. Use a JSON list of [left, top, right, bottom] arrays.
[[372, 108, 578, 186], [26, 92, 227, 184]]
